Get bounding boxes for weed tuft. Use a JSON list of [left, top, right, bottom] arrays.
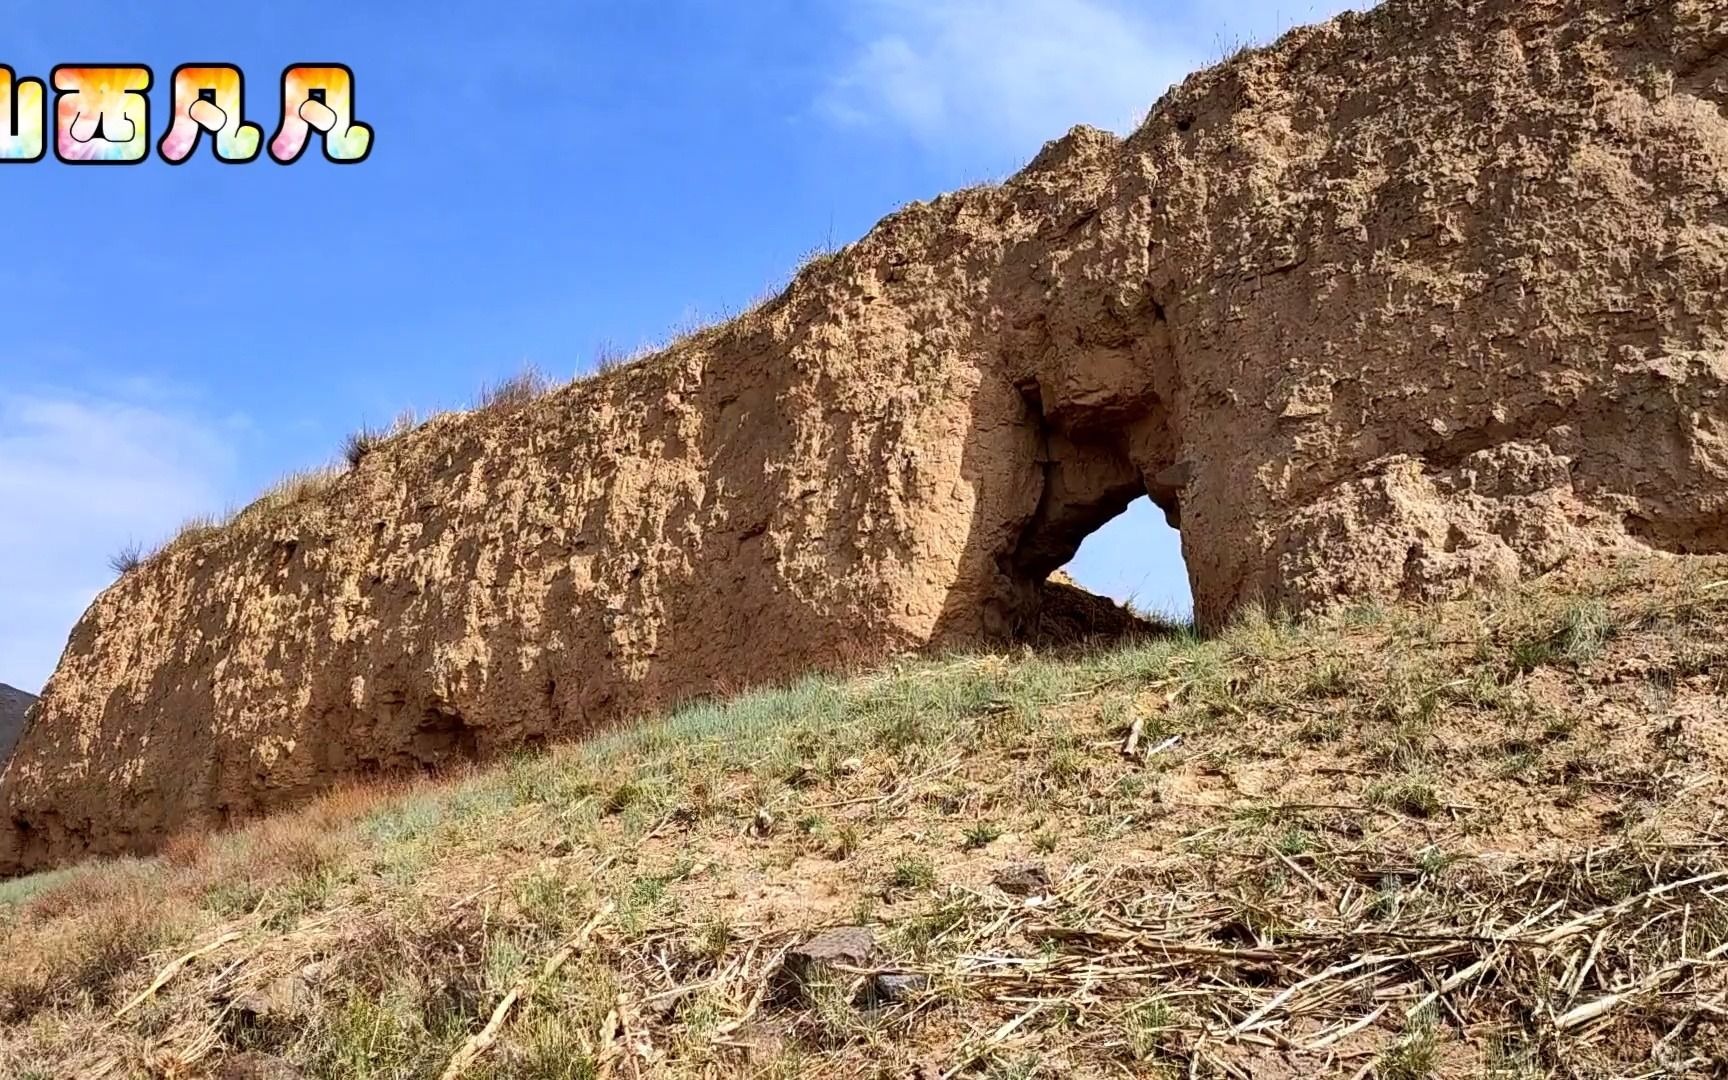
[[1368, 775, 1444, 818], [343, 424, 385, 468], [891, 856, 937, 892], [477, 365, 553, 413], [107, 541, 144, 577]]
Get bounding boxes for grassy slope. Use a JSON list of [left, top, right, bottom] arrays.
[[3, 557, 1727, 1079]]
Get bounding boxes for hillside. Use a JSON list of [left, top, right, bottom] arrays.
[[7, 0, 1727, 877], [0, 685, 33, 768], [2, 556, 1725, 1077]]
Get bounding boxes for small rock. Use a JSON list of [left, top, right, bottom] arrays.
[[870, 972, 930, 1005], [782, 925, 876, 999], [993, 864, 1052, 897], [788, 925, 875, 972]]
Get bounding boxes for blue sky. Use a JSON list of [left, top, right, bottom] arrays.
[[0, 0, 1350, 692]]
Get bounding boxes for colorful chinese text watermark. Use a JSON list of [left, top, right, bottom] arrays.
[[1, 64, 371, 165]]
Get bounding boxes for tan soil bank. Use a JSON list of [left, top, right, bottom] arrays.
[[4, 0, 1726, 874]]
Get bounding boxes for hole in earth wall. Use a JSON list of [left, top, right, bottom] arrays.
[[1061, 495, 1193, 625]]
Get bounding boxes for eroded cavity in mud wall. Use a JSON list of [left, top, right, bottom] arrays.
[[997, 261, 1192, 640], [1003, 372, 1190, 644]]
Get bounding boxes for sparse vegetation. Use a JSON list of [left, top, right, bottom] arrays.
[[172, 512, 225, 545], [477, 365, 553, 413], [592, 340, 629, 376], [1121, 997, 1172, 1062], [794, 241, 839, 277], [5, 558, 1728, 1076], [342, 423, 385, 468], [1367, 774, 1444, 818], [1507, 598, 1616, 674], [1380, 1009, 1440, 1080], [91, 309, 821, 586], [342, 410, 422, 469], [960, 820, 1001, 851], [106, 541, 144, 576], [238, 465, 343, 520], [890, 855, 937, 892], [96, 361, 575, 583]]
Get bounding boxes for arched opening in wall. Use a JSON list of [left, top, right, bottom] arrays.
[[1058, 495, 1193, 628]]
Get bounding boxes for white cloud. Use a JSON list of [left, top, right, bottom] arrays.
[[820, 0, 1358, 156], [821, 0, 1191, 153], [0, 388, 236, 692]]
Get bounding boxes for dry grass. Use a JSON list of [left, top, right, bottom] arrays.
[[6, 556, 1728, 1078], [108, 516, 225, 579], [592, 341, 629, 377], [172, 513, 226, 545], [343, 410, 424, 470], [104, 466, 342, 580], [342, 425, 386, 469], [108, 362, 565, 584], [106, 542, 144, 577], [101, 359, 564, 585], [477, 367, 554, 413], [248, 467, 343, 515], [104, 361, 577, 586]]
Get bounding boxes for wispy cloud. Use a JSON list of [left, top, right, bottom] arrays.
[[819, 0, 1356, 157], [0, 387, 236, 692], [820, 0, 1191, 153]]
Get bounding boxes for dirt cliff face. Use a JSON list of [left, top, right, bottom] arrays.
[[4, 0, 1725, 874]]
